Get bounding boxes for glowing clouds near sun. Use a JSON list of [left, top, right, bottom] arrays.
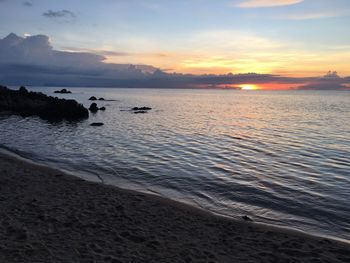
[[239, 84, 259, 90]]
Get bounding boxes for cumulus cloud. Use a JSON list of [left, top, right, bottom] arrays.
[[0, 33, 159, 86], [235, 0, 303, 8]]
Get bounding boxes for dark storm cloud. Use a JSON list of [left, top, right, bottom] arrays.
[[0, 33, 349, 89], [0, 33, 158, 86]]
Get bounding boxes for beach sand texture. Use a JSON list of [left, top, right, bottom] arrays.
[[0, 152, 349, 263]]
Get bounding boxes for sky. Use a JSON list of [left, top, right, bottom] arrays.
[[0, 0, 350, 89]]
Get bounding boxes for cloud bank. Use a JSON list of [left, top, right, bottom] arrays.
[[295, 71, 350, 90], [0, 33, 158, 86], [0, 33, 349, 90]]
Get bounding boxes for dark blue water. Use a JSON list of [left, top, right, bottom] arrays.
[[1, 87, 349, 241]]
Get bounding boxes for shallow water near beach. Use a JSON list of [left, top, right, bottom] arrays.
[[1, 87, 349, 241]]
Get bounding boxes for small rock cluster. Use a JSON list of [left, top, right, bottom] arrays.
[[54, 89, 72, 94], [131, 107, 152, 114], [89, 103, 106, 113], [89, 96, 105, 101]]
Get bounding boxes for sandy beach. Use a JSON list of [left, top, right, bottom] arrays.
[[0, 152, 349, 263]]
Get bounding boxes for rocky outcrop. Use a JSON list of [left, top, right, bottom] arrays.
[[89, 103, 99, 112], [54, 89, 72, 94], [0, 86, 89, 120], [89, 96, 105, 101], [89, 103, 106, 112]]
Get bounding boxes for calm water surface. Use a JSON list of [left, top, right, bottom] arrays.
[[1, 87, 349, 241]]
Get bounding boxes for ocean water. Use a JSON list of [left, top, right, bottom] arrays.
[[1, 87, 349, 241]]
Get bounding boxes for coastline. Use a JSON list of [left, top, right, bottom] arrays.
[[1, 150, 349, 262]]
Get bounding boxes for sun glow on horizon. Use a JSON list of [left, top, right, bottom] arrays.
[[239, 84, 259, 90]]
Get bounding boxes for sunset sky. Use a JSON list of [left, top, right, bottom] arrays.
[[1, 0, 350, 89]]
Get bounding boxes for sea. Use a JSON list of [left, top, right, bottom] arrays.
[[0, 87, 349, 241]]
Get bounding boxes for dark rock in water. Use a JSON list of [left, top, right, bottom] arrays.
[[89, 96, 97, 101], [99, 106, 106, 111], [132, 106, 151, 114], [0, 86, 88, 120], [132, 106, 152, 111], [54, 88, 72, 94], [89, 103, 99, 112], [242, 215, 253, 222], [98, 98, 105, 101], [90, 122, 104, 126]]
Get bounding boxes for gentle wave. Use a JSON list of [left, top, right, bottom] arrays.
[[0, 87, 349, 241]]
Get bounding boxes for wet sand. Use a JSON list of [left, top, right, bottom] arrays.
[[0, 152, 349, 263]]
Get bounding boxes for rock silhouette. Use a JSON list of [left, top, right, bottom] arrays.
[[54, 89, 72, 94], [131, 106, 152, 114], [0, 86, 88, 120], [132, 107, 152, 111], [90, 122, 104, 126], [89, 103, 99, 112], [89, 96, 97, 101]]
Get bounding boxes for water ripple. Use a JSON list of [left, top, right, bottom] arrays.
[[0, 87, 349, 241]]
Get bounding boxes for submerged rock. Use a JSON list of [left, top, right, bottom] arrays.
[[131, 106, 152, 114], [0, 86, 88, 120], [89, 103, 99, 112], [54, 88, 72, 94], [132, 107, 152, 111], [99, 106, 106, 111], [90, 122, 104, 126], [89, 96, 97, 101], [98, 98, 105, 101]]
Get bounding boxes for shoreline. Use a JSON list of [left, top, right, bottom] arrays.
[[1, 150, 350, 262], [1, 146, 348, 245]]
